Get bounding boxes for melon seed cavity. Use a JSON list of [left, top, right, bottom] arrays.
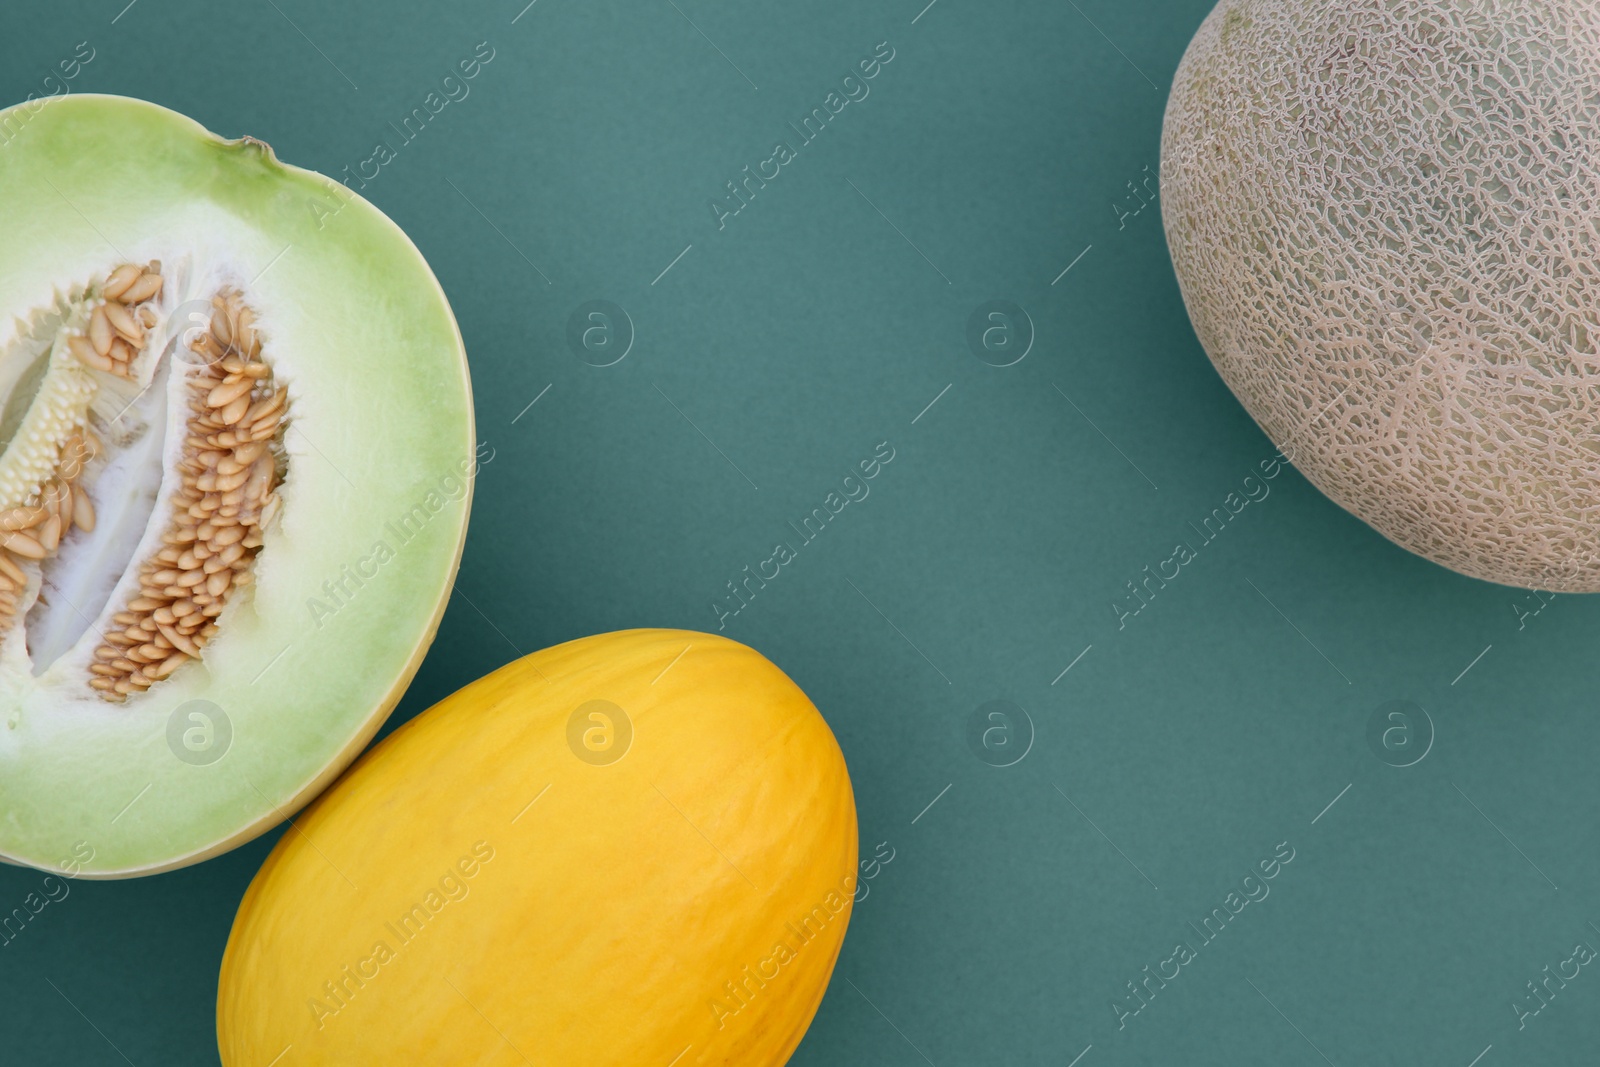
[[0, 264, 289, 701]]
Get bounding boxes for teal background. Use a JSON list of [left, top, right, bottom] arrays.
[[4, 1, 1600, 1064]]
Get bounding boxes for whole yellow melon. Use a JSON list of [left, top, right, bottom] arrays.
[[1162, 0, 1600, 590], [216, 629, 858, 1066]]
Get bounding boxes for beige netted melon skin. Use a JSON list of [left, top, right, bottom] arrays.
[[1161, 0, 1600, 591]]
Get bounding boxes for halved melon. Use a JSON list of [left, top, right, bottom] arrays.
[[0, 95, 474, 876]]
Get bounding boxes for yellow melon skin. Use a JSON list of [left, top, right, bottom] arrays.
[[216, 629, 858, 1066]]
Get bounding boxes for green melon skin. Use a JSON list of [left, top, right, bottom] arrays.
[[0, 95, 474, 877]]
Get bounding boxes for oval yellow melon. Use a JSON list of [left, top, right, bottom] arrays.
[[216, 629, 858, 1066]]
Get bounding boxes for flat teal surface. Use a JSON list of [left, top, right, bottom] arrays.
[[4, 1, 1599, 1064]]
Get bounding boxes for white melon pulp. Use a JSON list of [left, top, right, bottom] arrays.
[[0, 95, 474, 876]]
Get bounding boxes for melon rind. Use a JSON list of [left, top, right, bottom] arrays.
[[217, 629, 857, 1067], [1161, 0, 1600, 591], [0, 95, 474, 876]]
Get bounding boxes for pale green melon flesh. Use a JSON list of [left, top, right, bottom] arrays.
[[0, 95, 474, 876]]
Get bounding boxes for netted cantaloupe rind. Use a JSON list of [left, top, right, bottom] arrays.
[[1162, 0, 1600, 591]]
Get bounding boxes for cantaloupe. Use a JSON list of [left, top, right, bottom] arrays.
[[1163, 0, 1600, 590]]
